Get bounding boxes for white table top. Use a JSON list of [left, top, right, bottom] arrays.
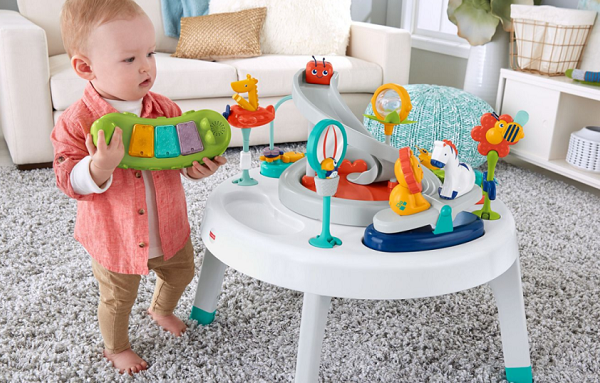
[[200, 169, 519, 300]]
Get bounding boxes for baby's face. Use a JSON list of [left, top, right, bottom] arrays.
[[86, 14, 156, 101]]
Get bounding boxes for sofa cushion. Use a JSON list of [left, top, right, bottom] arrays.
[[49, 52, 238, 110], [218, 55, 383, 97], [49, 53, 381, 111]]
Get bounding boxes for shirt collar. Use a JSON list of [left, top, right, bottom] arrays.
[[103, 98, 143, 116], [82, 82, 165, 119]]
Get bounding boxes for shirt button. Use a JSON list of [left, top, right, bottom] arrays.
[[139, 242, 146, 248], [135, 172, 141, 178], [138, 209, 145, 215]]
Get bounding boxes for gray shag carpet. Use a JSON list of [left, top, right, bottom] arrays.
[[0, 144, 599, 382]]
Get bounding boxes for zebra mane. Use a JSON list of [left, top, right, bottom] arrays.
[[442, 139, 458, 158]]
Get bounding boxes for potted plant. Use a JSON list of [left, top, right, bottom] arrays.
[[447, 0, 541, 106]]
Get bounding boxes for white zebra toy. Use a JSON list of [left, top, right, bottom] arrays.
[[430, 140, 475, 200]]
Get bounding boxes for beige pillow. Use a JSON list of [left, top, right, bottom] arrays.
[[172, 7, 267, 61]]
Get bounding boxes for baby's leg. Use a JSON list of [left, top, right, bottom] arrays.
[[148, 239, 195, 336], [91, 259, 147, 374]]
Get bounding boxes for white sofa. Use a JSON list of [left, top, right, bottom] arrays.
[[0, 0, 411, 168]]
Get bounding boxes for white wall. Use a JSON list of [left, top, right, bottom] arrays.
[[351, 0, 390, 25], [0, 0, 18, 11]]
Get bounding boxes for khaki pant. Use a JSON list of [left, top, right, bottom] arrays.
[[91, 239, 195, 354]]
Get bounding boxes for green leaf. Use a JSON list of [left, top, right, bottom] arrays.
[[384, 110, 401, 124], [447, 0, 539, 45], [454, 0, 500, 45]]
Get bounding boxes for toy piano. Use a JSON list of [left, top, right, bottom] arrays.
[[90, 109, 231, 170]]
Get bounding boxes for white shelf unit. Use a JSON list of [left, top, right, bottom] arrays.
[[496, 69, 600, 189]]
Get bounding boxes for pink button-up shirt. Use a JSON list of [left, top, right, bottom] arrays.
[[51, 83, 190, 275]]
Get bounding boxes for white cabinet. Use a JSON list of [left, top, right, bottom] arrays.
[[496, 69, 600, 188]]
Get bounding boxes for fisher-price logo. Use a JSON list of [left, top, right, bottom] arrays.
[[209, 231, 216, 241]]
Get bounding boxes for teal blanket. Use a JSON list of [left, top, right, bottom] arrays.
[[162, 0, 209, 38]]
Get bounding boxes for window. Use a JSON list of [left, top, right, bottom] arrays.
[[402, 0, 471, 58]]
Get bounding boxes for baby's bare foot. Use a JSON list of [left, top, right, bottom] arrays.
[[103, 349, 148, 375], [148, 309, 187, 336]]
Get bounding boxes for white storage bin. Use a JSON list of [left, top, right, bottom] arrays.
[[566, 126, 600, 173], [510, 5, 597, 75]]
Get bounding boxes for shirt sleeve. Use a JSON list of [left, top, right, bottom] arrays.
[[51, 114, 97, 201], [70, 156, 113, 195]]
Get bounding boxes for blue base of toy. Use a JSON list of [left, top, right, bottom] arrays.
[[506, 366, 533, 383], [190, 306, 216, 325], [233, 169, 258, 186], [363, 211, 484, 252], [260, 160, 293, 178]]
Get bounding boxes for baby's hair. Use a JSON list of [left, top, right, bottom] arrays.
[[60, 0, 146, 57]]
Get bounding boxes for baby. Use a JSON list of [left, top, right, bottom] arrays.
[[51, 0, 226, 374]]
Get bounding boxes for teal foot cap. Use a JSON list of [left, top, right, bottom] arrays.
[[506, 366, 532, 383], [309, 235, 342, 248], [190, 306, 216, 325], [232, 177, 258, 186], [232, 170, 258, 186]]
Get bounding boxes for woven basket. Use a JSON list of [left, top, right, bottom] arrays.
[[510, 5, 596, 76], [363, 85, 492, 168]]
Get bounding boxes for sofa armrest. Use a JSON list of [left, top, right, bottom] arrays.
[[347, 21, 411, 85], [0, 10, 54, 165]]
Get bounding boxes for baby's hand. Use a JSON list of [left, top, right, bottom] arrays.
[[85, 127, 125, 187], [187, 156, 227, 180]]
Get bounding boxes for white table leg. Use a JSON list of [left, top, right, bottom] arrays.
[[489, 258, 532, 383], [190, 249, 227, 325], [295, 293, 332, 383]]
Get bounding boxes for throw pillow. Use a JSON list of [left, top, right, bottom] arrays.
[[209, 0, 351, 56], [171, 7, 267, 61]]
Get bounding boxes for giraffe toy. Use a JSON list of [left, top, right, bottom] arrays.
[[225, 74, 275, 186], [231, 74, 259, 111]]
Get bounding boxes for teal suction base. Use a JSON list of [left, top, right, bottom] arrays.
[[506, 366, 533, 383], [309, 235, 342, 248], [233, 169, 258, 186], [190, 306, 216, 325]]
